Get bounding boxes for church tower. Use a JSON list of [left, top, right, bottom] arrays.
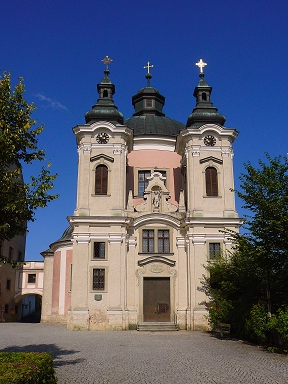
[[41, 58, 242, 331]]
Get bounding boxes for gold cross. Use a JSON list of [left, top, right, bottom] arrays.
[[101, 56, 113, 70], [195, 58, 207, 73], [144, 61, 154, 74]]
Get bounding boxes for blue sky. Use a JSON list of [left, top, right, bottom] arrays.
[[1, 1, 287, 260]]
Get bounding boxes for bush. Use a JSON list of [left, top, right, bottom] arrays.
[[0, 352, 57, 383], [245, 303, 270, 344], [207, 299, 233, 330]]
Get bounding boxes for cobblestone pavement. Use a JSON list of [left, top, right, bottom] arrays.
[[0, 323, 287, 383]]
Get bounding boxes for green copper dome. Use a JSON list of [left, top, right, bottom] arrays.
[[125, 115, 184, 136], [125, 73, 184, 136], [85, 69, 124, 125], [186, 73, 226, 128]]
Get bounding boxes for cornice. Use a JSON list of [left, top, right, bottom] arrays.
[[185, 216, 244, 227]]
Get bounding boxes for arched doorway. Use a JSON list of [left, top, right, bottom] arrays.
[[19, 294, 42, 323]]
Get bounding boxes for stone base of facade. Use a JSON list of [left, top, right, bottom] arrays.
[[42, 308, 209, 331], [41, 314, 67, 324], [67, 310, 89, 330], [193, 309, 209, 331]]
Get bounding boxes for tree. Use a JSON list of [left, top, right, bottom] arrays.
[[0, 72, 58, 262], [203, 154, 288, 345]]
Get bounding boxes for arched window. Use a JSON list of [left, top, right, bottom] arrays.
[[205, 167, 218, 196], [95, 165, 108, 195], [103, 90, 108, 98], [202, 92, 207, 101]]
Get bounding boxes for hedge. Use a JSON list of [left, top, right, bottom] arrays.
[[0, 352, 57, 383]]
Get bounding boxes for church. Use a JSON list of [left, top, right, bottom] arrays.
[[41, 58, 242, 331]]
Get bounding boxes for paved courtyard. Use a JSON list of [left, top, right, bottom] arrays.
[[0, 323, 287, 383]]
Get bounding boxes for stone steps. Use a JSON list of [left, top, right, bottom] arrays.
[[137, 322, 179, 331]]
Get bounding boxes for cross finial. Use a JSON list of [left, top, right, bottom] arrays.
[[195, 58, 207, 74], [101, 56, 113, 70], [144, 61, 154, 74]]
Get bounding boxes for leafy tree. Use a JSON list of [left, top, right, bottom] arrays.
[[0, 72, 58, 263], [203, 154, 288, 346]]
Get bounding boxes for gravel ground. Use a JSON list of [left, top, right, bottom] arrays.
[[0, 323, 287, 383]]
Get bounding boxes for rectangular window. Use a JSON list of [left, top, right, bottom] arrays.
[[136, 169, 167, 196], [4, 304, 9, 314], [209, 243, 221, 259], [8, 247, 13, 260], [146, 99, 153, 108], [142, 230, 154, 253], [6, 279, 11, 290], [92, 269, 105, 290], [138, 170, 151, 196], [93, 242, 105, 259], [142, 229, 171, 253], [158, 230, 170, 253], [28, 274, 36, 284], [18, 252, 23, 262]]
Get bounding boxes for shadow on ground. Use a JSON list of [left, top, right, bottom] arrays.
[[21, 309, 41, 323], [0, 344, 84, 367]]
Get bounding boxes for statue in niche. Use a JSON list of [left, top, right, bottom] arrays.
[[152, 189, 161, 210]]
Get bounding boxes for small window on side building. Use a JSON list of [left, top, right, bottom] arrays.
[[28, 274, 36, 284], [6, 279, 11, 290]]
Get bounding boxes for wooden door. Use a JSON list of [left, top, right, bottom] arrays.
[[143, 277, 170, 322]]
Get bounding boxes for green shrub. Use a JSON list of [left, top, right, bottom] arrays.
[[208, 299, 233, 329], [0, 352, 57, 383], [245, 303, 270, 344]]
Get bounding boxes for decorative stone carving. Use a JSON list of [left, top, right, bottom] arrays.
[[135, 172, 177, 214], [149, 263, 164, 273], [136, 268, 145, 286], [178, 190, 186, 213], [127, 190, 134, 213]]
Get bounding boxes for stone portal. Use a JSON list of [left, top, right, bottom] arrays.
[[143, 277, 170, 322]]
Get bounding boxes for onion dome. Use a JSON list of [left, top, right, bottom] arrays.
[[85, 67, 124, 125], [186, 72, 226, 128], [125, 67, 184, 136]]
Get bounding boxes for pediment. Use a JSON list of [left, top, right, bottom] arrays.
[[138, 255, 175, 267], [199, 156, 223, 165], [90, 154, 114, 163]]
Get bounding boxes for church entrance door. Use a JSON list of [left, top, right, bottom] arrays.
[[143, 277, 170, 322]]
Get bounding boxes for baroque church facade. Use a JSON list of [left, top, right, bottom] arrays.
[[41, 58, 242, 331]]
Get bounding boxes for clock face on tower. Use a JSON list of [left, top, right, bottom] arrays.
[[96, 132, 109, 144], [204, 135, 216, 146]]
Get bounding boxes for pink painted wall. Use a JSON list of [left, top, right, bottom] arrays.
[[52, 251, 61, 315], [65, 250, 72, 314], [127, 150, 182, 205]]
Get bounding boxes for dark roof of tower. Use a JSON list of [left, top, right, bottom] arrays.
[[186, 73, 226, 128], [125, 115, 184, 136], [125, 72, 184, 136], [85, 69, 124, 125]]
